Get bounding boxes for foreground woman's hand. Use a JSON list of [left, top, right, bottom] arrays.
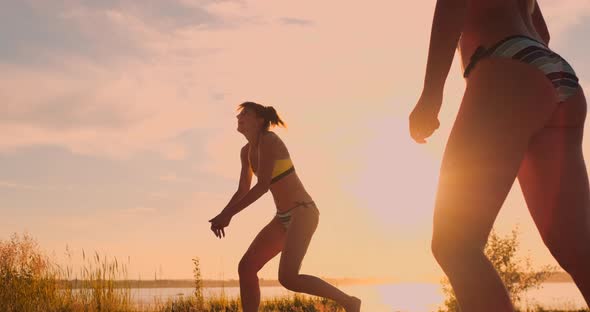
[[209, 212, 232, 238], [409, 90, 442, 144]]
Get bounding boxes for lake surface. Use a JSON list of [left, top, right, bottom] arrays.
[[131, 282, 586, 311]]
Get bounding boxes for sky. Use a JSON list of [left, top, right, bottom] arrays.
[[1, 0, 590, 282]]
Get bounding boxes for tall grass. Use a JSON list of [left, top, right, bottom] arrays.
[[1, 232, 587, 312], [0, 233, 64, 311], [192, 257, 204, 310], [158, 293, 343, 312], [71, 250, 132, 311], [0, 233, 132, 312], [0, 233, 343, 312]]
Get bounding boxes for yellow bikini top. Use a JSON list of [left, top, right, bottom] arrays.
[[252, 158, 295, 184]]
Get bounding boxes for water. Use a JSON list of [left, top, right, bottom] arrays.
[[131, 283, 587, 312]]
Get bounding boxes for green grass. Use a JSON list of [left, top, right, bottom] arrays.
[[0, 233, 344, 312], [157, 294, 344, 312], [1, 233, 587, 312], [0, 233, 133, 312]]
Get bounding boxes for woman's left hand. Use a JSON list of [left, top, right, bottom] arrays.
[[209, 212, 232, 238]]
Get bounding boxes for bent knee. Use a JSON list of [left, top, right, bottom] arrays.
[[431, 235, 458, 265], [238, 257, 258, 276], [278, 271, 300, 291], [431, 234, 486, 266]]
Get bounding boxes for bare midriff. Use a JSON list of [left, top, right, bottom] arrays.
[[269, 171, 314, 213]]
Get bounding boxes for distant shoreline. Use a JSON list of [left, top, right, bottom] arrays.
[[67, 277, 393, 289], [544, 272, 575, 283], [65, 272, 574, 288]]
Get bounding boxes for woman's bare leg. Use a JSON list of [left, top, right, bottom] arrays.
[[278, 206, 361, 312], [518, 88, 590, 306], [239, 218, 286, 312], [431, 59, 559, 312]]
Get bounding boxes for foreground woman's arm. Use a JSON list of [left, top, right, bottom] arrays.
[[409, 0, 467, 143]]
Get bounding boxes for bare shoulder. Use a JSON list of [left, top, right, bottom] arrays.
[[263, 131, 291, 157], [260, 131, 281, 148], [262, 131, 290, 154]]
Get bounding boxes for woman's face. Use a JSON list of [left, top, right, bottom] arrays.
[[236, 108, 263, 134]]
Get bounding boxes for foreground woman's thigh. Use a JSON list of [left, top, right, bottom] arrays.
[[518, 88, 590, 304], [433, 59, 558, 246], [432, 59, 558, 311]]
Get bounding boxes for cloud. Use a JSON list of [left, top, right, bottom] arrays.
[[0, 64, 138, 130], [1, 2, 142, 65], [279, 17, 314, 27], [0, 179, 73, 192], [0, 180, 37, 190], [0, 0, 262, 159], [0, 0, 511, 164], [0, 51, 226, 158], [541, 0, 590, 36]]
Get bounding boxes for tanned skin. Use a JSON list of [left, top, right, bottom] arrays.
[[209, 107, 361, 312], [410, 0, 590, 311]]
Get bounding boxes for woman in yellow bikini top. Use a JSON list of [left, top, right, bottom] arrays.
[[251, 158, 295, 185], [208, 102, 361, 312]]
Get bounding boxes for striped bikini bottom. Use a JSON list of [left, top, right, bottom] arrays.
[[463, 35, 580, 103], [275, 201, 318, 230]]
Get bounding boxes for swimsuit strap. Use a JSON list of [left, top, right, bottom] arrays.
[[293, 201, 315, 208], [277, 201, 316, 216]]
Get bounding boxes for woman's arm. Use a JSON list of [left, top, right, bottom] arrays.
[[409, 0, 467, 143], [220, 135, 275, 218], [220, 145, 253, 210], [422, 0, 468, 96], [532, 1, 550, 45]]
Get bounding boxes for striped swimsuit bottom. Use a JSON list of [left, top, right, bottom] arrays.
[[463, 35, 580, 103], [275, 201, 318, 230]]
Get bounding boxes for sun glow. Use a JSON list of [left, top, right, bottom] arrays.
[[352, 116, 441, 231]]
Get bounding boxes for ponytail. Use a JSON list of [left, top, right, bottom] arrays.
[[262, 106, 285, 129], [238, 101, 286, 131]]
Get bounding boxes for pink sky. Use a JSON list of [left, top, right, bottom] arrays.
[[1, 0, 590, 281]]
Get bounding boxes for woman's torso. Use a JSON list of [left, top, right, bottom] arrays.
[[459, 0, 543, 71], [249, 132, 313, 212]]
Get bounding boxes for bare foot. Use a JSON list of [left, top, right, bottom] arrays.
[[344, 296, 361, 312]]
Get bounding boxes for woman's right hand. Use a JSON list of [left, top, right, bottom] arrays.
[[209, 212, 232, 238], [409, 90, 442, 144]]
